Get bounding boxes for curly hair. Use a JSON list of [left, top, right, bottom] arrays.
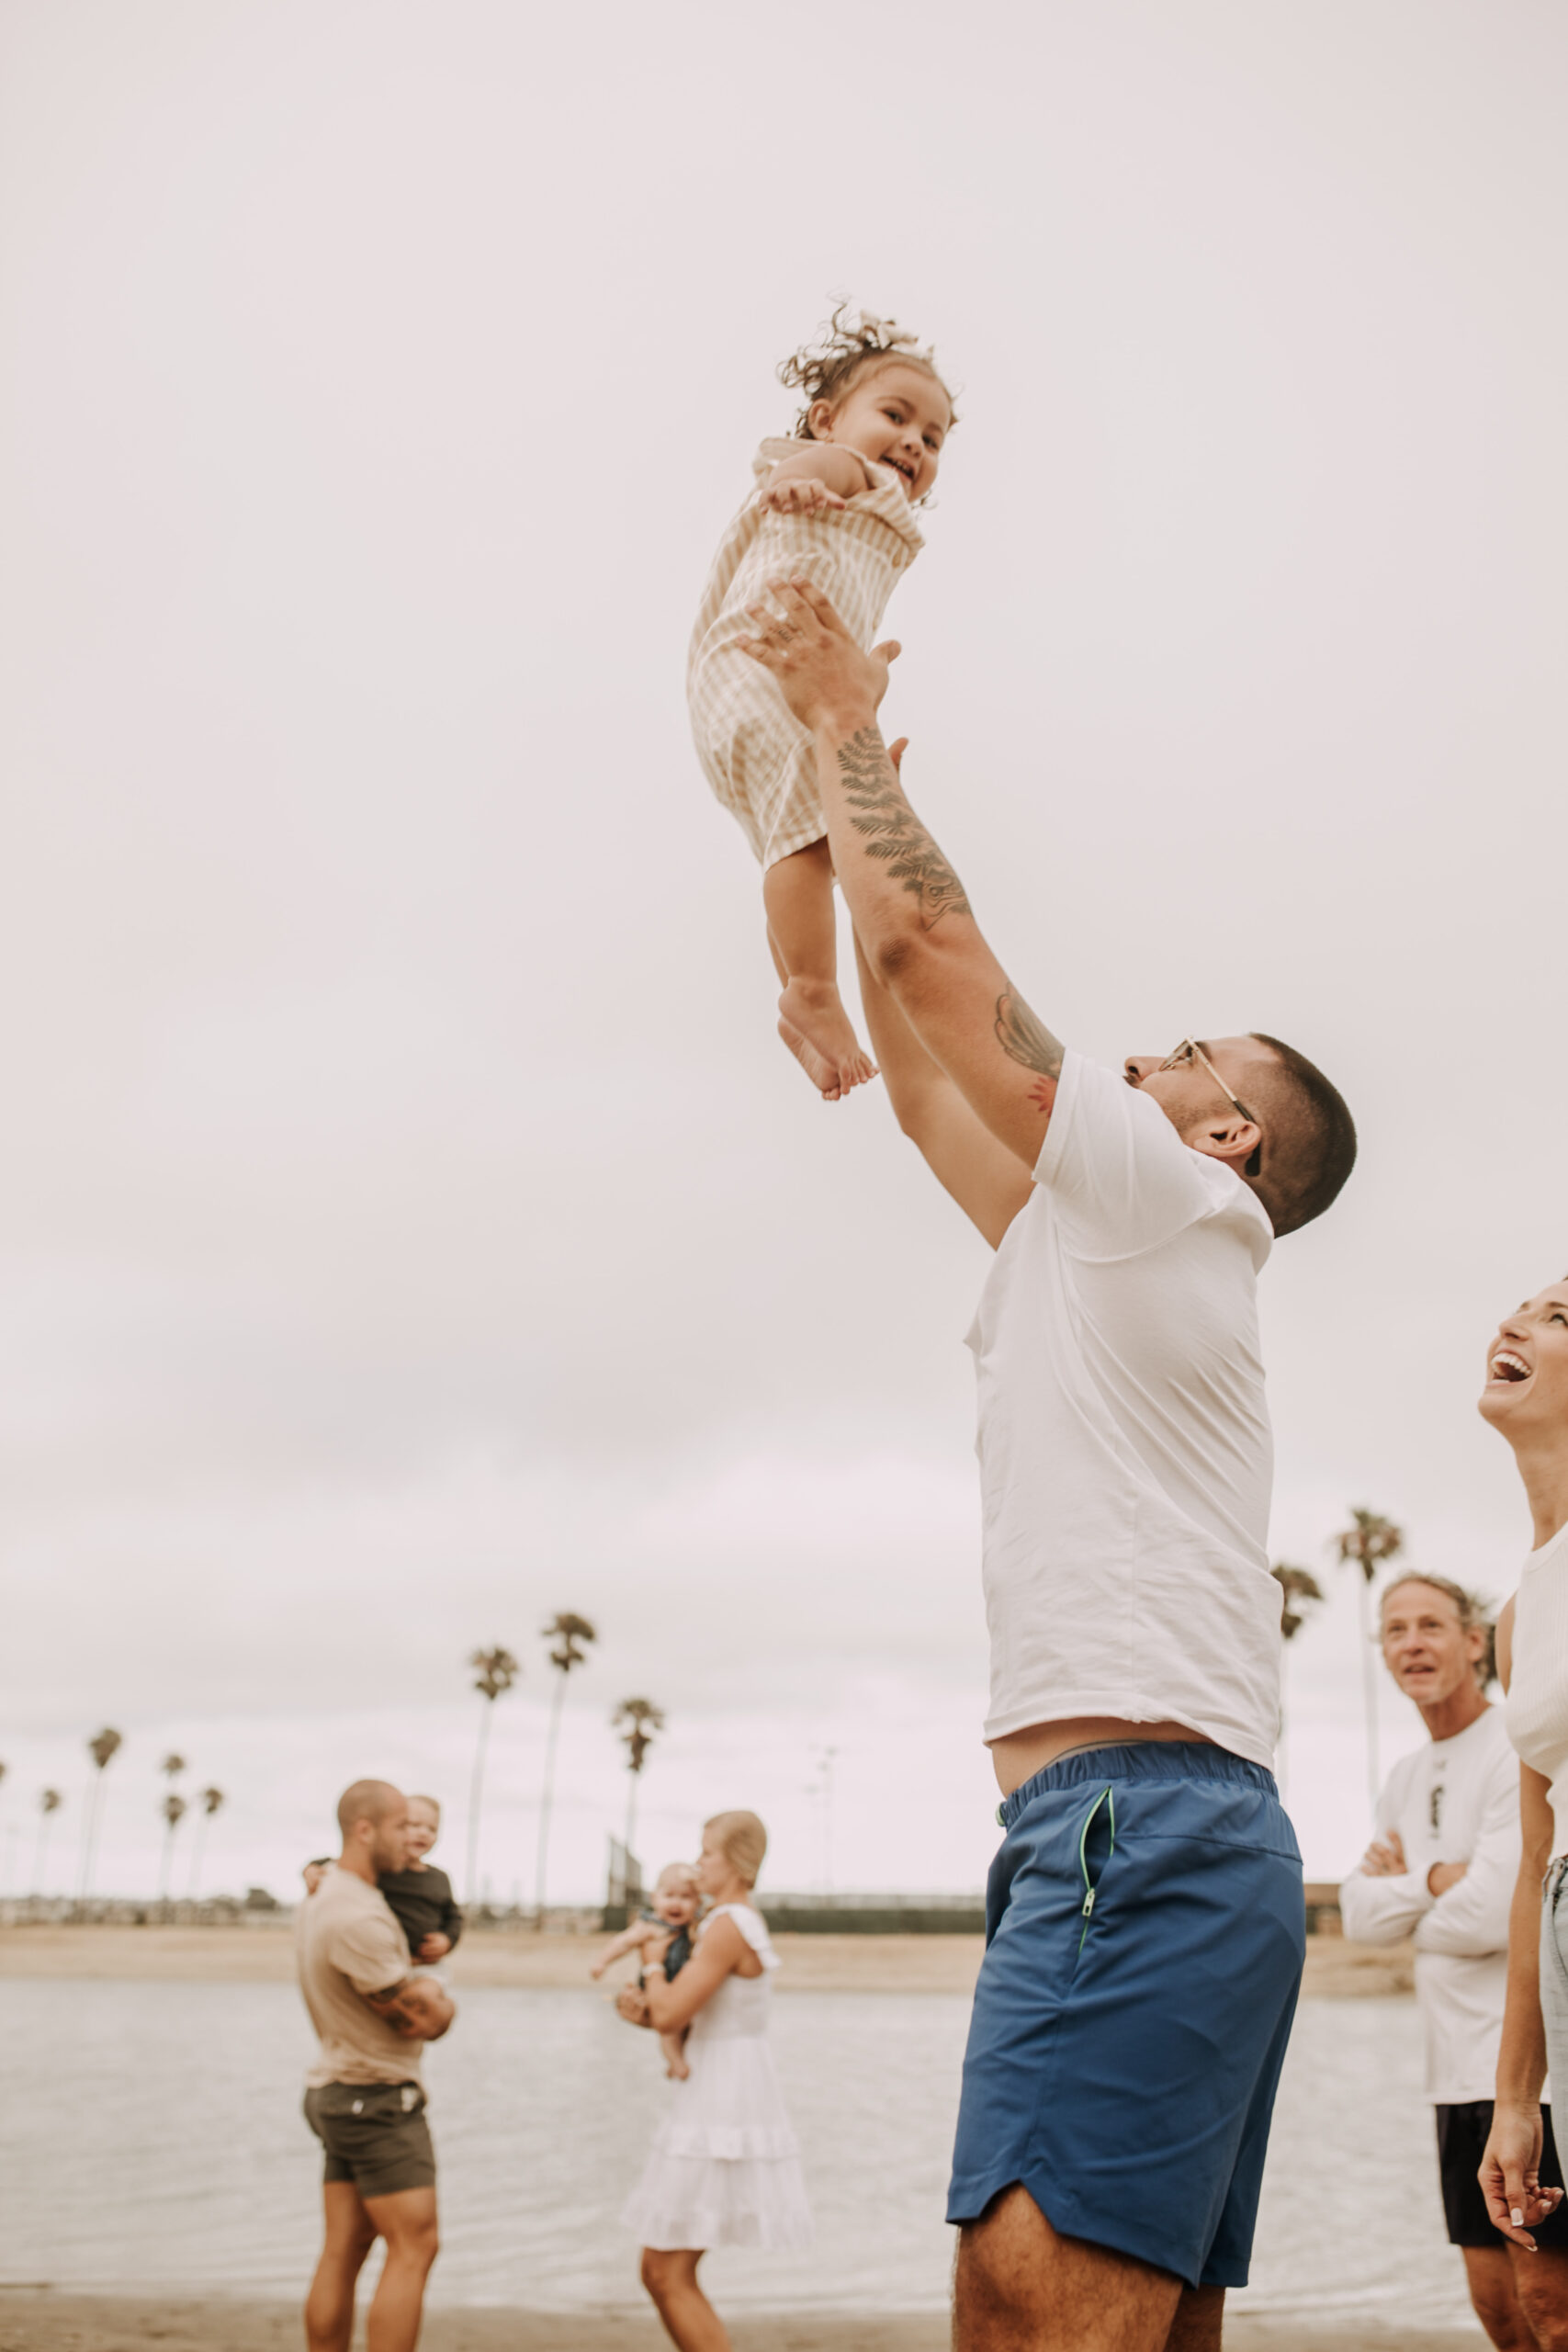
[[777, 303, 957, 442]]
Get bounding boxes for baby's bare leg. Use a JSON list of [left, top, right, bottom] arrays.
[[659, 2029, 690, 2080], [763, 841, 877, 1102]]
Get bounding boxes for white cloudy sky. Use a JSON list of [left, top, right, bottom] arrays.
[[2, 1, 1565, 1906]]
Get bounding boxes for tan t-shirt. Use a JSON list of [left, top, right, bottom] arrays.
[[296, 1864, 423, 2088]]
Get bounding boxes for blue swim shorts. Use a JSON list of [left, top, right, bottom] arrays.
[[947, 1741, 1304, 2290]]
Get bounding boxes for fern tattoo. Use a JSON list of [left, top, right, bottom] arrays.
[[834, 729, 972, 929], [995, 986, 1065, 1111]]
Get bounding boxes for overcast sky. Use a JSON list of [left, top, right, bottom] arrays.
[[2, 1, 1565, 1905]]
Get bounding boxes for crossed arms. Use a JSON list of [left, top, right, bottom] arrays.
[[739, 582, 1061, 1247]]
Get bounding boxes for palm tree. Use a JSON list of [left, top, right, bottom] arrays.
[[78, 1727, 123, 1901], [613, 1698, 665, 1871], [466, 1645, 520, 1905], [159, 1790, 188, 1903], [1271, 1563, 1325, 1796], [36, 1789, 63, 1893], [535, 1612, 596, 1925], [187, 1788, 224, 1900], [1331, 1508, 1406, 1811]]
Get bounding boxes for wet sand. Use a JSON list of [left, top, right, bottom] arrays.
[[0, 1926, 1411, 1997], [0, 2298, 1484, 2349]]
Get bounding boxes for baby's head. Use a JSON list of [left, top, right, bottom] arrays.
[[405, 1794, 441, 1862], [651, 1861, 700, 1928], [779, 306, 955, 504]]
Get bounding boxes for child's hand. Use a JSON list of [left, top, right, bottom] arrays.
[[418, 1932, 452, 1961], [758, 478, 847, 519]]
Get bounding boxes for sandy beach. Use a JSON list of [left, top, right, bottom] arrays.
[[0, 1925, 1412, 1998], [0, 2298, 1485, 2350]]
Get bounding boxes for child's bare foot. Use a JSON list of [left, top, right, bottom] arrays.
[[777, 978, 878, 1102], [665, 2050, 691, 2080]]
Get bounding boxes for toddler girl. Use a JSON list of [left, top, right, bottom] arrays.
[[688, 308, 955, 1100]]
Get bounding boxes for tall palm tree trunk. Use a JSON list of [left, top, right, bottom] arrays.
[[34, 1816, 51, 1894], [1358, 1575, 1381, 1811], [467, 1701, 495, 1908], [624, 1770, 639, 1883], [536, 1675, 567, 1927], [75, 1783, 96, 1902], [187, 1813, 208, 1901]]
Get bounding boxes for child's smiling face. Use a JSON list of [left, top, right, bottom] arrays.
[[809, 360, 951, 501], [404, 1799, 440, 1862], [653, 1876, 699, 1928]]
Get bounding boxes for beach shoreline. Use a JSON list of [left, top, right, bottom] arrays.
[[0, 1924, 1412, 1997], [0, 2295, 1485, 2351]]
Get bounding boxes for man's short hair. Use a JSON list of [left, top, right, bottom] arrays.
[[336, 1779, 403, 1838], [1380, 1574, 1496, 1690], [1247, 1034, 1357, 1238]]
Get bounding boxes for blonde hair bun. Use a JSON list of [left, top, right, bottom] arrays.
[[704, 1809, 768, 1888]]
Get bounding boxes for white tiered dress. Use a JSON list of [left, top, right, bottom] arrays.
[[620, 1903, 813, 2252]]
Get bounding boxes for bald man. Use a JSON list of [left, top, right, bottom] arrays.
[[296, 1779, 456, 2352]]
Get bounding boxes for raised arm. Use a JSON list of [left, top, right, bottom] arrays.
[[740, 582, 1063, 1168], [854, 932, 1032, 1247]]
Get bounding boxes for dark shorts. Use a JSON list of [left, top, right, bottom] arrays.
[[948, 1742, 1304, 2290], [1437, 2100, 1568, 2249], [303, 2081, 435, 2200]]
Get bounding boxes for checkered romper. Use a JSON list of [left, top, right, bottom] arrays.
[[688, 437, 925, 871]]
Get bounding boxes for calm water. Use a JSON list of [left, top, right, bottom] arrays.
[[0, 1984, 1475, 2324]]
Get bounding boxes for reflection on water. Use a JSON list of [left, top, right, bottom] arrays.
[[0, 1983, 1473, 2321]]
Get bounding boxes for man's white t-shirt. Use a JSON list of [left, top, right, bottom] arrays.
[[967, 1050, 1280, 1770], [1338, 1706, 1522, 2105]]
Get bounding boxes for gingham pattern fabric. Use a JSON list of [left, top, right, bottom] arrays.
[[688, 438, 924, 870]]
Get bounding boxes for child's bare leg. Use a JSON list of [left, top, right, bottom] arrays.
[[659, 2028, 690, 2080], [763, 840, 878, 1101]]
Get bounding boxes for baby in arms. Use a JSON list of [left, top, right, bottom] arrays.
[[688, 306, 956, 1101], [592, 1861, 701, 2077]]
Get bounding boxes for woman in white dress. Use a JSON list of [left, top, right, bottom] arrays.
[[620, 1809, 811, 2350], [1476, 1274, 1568, 2335]]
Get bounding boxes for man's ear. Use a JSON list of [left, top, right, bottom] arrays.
[[1190, 1114, 1260, 1170]]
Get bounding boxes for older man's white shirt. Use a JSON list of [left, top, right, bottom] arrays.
[[1339, 1706, 1523, 2103]]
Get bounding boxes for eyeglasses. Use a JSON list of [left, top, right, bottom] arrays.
[[1157, 1039, 1264, 1180]]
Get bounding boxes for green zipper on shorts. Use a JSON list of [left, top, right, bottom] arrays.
[[1077, 1787, 1116, 1953]]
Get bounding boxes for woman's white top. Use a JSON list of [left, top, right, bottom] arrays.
[[1338, 1706, 1525, 2102], [620, 1902, 812, 2253], [1505, 1520, 1568, 1860], [968, 1051, 1280, 1768], [687, 438, 923, 870]]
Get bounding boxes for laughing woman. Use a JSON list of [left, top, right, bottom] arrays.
[[620, 1810, 811, 2351], [1478, 1278, 1568, 2330]]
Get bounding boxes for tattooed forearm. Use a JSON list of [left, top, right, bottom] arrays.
[[833, 728, 972, 929], [995, 987, 1066, 1092]]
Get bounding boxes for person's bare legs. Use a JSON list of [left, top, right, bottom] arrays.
[[304, 2182, 377, 2352], [955, 2185, 1196, 2352], [763, 839, 877, 1101], [639, 2246, 732, 2351], [1512, 2244, 1568, 2350], [1458, 2245, 1541, 2348], [360, 2185, 439, 2352], [658, 2027, 691, 2080], [1163, 2283, 1225, 2352]]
